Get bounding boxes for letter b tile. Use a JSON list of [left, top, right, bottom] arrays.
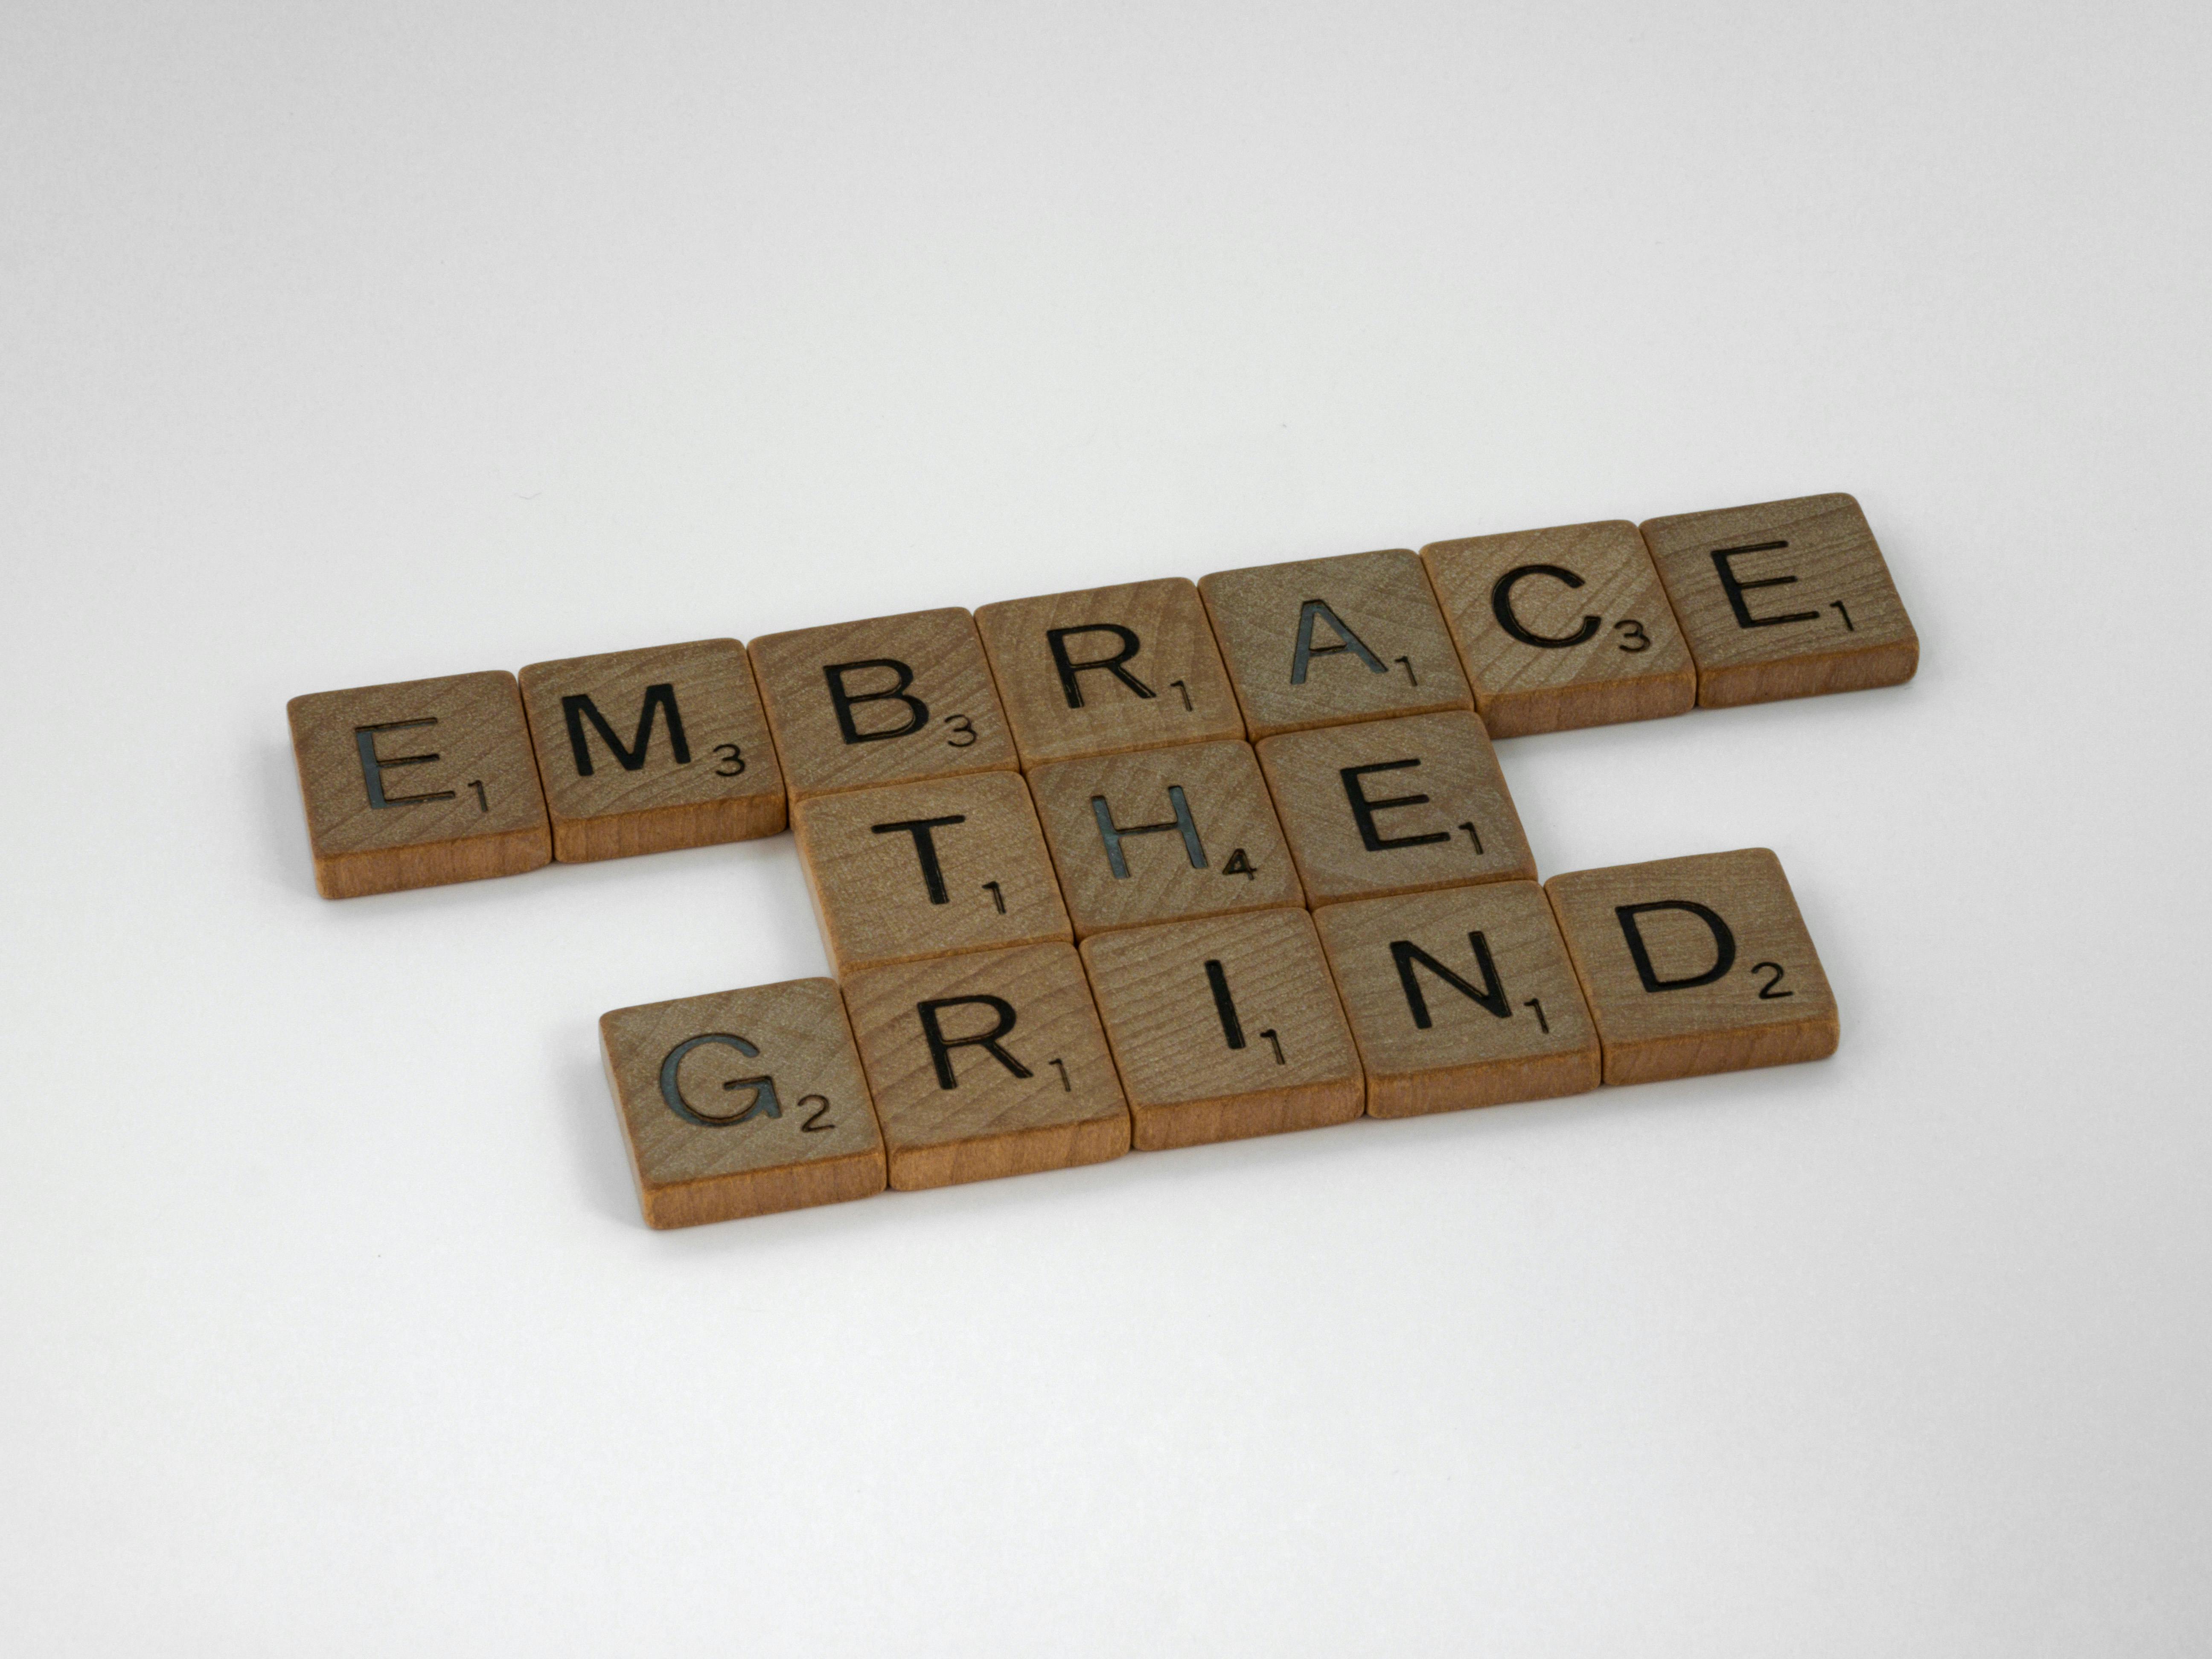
[[599, 978, 888, 1228], [750, 608, 1018, 800], [1257, 710, 1537, 905], [1640, 493, 1919, 708], [1544, 848, 1839, 1085], [287, 670, 551, 899]]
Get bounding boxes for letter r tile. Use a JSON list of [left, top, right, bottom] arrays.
[[841, 943, 1129, 1190], [287, 670, 550, 899], [599, 977, 887, 1228], [1256, 710, 1536, 905], [750, 608, 1018, 800], [1199, 548, 1473, 738], [1544, 848, 1839, 1085], [518, 638, 786, 862], [975, 577, 1245, 767], [1639, 493, 1919, 708]]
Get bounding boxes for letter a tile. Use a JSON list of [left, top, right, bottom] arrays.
[[1256, 710, 1536, 905], [841, 943, 1130, 1190], [287, 670, 551, 899], [599, 978, 887, 1228], [1639, 493, 1919, 707], [750, 608, 1019, 800], [1026, 739, 1302, 937], [975, 577, 1245, 766], [1313, 883, 1599, 1117], [519, 638, 786, 862], [1199, 549, 1473, 738], [1422, 521, 1697, 737], [1080, 908, 1364, 1150], [1544, 848, 1839, 1085], [792, 772, 1071, 975]]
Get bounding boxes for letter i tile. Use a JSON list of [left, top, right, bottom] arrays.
[[1080, 908, 1365, 1150], [1544, 848, 1839, 1085]]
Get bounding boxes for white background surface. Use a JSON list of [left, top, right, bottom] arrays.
[[4, 3, 2208, 1653]]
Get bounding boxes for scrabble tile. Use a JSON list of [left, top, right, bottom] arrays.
[[1544, 848, 1839, 1086], [1255, 710, 1537, 905], [792, 772, 1071, 975], [842, 942, 1129, 1189], [1313, 882, 1599, 1118], [1639, 493, 1919, 708], [1027, 739, 1302, 938], [1080, 908, 1364, 1150], [518, 638, 786, 863], [287, 671, 551, 899], [1199, 548, 1473, 738], [600, 977, 887, 1228], [1421, 520, 1697, 738], [975, 577, 1245, 766], [749, 607, 1019, 800]]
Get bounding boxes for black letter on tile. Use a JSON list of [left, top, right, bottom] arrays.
[[917, 996, 1033, 1088], [354, 719, 456, 808], [873, 815, 968, 904], [1490, 565, 1601, 649], [1710, 543, 1820, 630], [1290, 600, 1388, 684], [563, 682, 690, 776], [1048, 624, 1155, 709], [1615, 900, 1737, 991], [1340, 760, 1450, 852], [1391, 934, 1511, 1028], [825, 658, 930, 743]]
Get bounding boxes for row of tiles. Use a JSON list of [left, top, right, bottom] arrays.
[[288, 492, 1917, 898], [605, 850, 1838, 1228]]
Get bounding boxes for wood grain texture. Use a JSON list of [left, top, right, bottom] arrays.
[[598, 977, 886, 1228], [287, 670, 550, 899], [841, 942, 1129, 1190], [1198, 548, 1473, 738], [975, 577, 1245, 766], [1544, 847, 1839, 1085], [1027, 739, 1302, 938], [1080, 908, 1364, 1150], [518, 638, 786, 863], [792, 771, 1071, 975], [1256, 710, 1537, 905], [1639, 493, 1919, 708], [1421, 520, 1697, 737], [1314, 882, 1600, 1118], [750, 607, 1019, 799]]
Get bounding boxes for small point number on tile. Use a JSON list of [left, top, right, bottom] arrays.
[[1221, 847, 1256, 880], [1169, 678, 1192, 711], [1259, 1028, 1285, 1065], [1457, 821, 1484, 854], [1613, 620, 1651, 653], [713, 742, 746, 776], [468, 779, 487, 812], [1522, 996, 1549, 1033], [1831, 601, 1856, 632], [1048, 1057, 1070, 1091], [943, 714, 977, 748], [982, 880, 1005, 914], [799, 1094, 836, 1132], [1752, 961, 1795, 999]]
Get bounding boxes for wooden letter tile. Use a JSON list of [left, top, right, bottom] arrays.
[[1198, 549, 1473, 738], [1080, 908, 1364, 1150], [792, 772, 1071, 975], [1313, 882, 1599, 1118], [599, 977, 887, 1228], [518, 638, 786, 863], [975, 577, 1245, 766], [1544, 847, 1839, 1086], [841, 943, 1130, 1189], [1639, 493, 1919, 708], [287, 671, 551, 899], [1421, 520, 1697, 737], [1256, 710, 1536, 905], [749, 608, 1019, 800], [1026, 739, 1301, 938]]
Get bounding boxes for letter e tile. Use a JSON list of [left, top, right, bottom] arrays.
[[1639, 493, 1918, 708], [599, 978, 888, 1228], [1544, 848, 1839, 1085], [287, 670, 550, 899]]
